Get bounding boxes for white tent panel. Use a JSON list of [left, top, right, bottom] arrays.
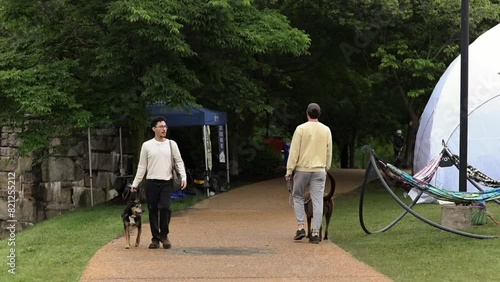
[[414, 23, 500, 193], [432, 96, 500, 191]]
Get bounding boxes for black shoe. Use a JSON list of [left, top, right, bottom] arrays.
[[294, 229, 306, 240], [309, 235, 320, 244], [160, 237, 172, 249], [148, 239, 160, 249]]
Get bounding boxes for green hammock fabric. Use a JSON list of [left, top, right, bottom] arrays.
[[381, 160, 500, 204]]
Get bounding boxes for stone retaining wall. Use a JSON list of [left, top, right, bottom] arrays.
[[0, 126, 136, 239]]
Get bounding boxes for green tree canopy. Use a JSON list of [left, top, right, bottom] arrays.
[[266, 0, 499, 167], [0, 0, 310, 155]]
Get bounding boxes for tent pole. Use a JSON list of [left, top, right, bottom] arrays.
[[225, 124, 230, 186], [88, 127, 94, 207], [119, 127, 124, 176], [459, 0, 469, 192]]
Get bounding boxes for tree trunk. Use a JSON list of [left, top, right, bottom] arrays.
[[229, 133, 240, 176], [348, 143, 355, 168], [393, 70, 421, 171], [407, 119, 418, 173], [228, 113, 257, 176], [349, 125, 357, 168], [340, 144, 349, 168]]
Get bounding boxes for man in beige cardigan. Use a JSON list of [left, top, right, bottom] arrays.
[[285, 103, 332, 244]]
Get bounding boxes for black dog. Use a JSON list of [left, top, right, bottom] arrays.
[[304, 172, 335, 241], [122, 199, 143, 249]]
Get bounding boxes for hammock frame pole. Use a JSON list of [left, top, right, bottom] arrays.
[[359, 157, 422, 234], [360, 145, 497, 239]]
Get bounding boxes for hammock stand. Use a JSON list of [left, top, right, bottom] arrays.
[[360, 145, 499, 239]]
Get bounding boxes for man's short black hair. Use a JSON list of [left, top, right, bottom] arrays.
[[307, 103, 321, 119], [308, 110, 320, 119], [150, 116, 167, 128]]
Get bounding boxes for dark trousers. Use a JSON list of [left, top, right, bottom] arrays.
[[394, 148, 403, 168], [146, 179, 173, 241]]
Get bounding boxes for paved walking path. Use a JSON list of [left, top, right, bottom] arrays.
[[81, 169, 391, 281]]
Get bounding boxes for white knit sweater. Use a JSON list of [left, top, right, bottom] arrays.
[[131, 138, 186, 187]]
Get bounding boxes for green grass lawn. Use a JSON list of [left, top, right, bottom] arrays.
[[331, 181, 500, 282]]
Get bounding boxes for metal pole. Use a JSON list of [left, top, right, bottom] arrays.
[[459, 0, 469, 193], [225, 124, 230, 187], [119, 127, 124, 176], [88, 127, 94, 206]]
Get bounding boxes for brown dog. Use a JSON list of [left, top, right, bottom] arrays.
[[122, 199, 143, 249], [304, 172, 335, 241]]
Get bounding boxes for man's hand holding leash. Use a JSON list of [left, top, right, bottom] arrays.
[[180, 179, 187, 190], [285, 173, 293, 208]]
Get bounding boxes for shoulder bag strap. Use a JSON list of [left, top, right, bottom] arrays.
[[169, 140, 175, 171]]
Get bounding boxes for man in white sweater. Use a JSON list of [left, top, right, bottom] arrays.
[[130, 116, 187, 249], [285, 103, 332, 244]]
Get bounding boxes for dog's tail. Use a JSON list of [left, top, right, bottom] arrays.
[[324, 172, 336, 200]]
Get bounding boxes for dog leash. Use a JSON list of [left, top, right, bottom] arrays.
[[123, 184, 140, 201], [286, 179, 294, 208]]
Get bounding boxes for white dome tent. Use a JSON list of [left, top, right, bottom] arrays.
[[413, 23, 500, 202]]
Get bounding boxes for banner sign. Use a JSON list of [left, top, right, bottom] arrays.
[[218, 125, 226, 163]]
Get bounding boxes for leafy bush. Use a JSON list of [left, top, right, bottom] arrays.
[[239, 145, 282, 178], [355, 136, 395, 168]]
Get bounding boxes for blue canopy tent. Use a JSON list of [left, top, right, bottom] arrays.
[[147, 104, 227, 127], [147, 103, 229, 196]]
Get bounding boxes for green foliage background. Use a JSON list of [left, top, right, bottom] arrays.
[[0, 0, 310, 158], [239, 145, 282, 178], [0, 0, 499, 170]]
